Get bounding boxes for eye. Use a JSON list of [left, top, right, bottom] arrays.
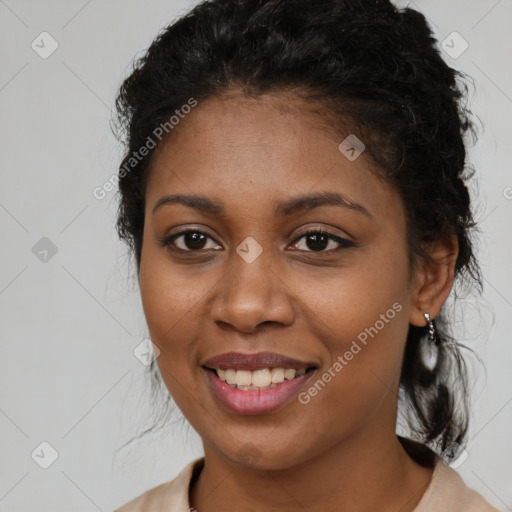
[[289, 229, 354, 253], [158, 229, 222, 252], [158, 228, 354, 254]]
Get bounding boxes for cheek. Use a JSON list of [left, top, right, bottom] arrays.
[[139, 238, 205, 336], [139, 242, 201, 372], [292, 246, 411, 405], [302, 283, 407, 392], [293, 246, 409, 345], [139, 254, 204, 414], [295, 280, 409, 440]]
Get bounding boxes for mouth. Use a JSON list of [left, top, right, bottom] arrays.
[[202, 365, 318, 415]]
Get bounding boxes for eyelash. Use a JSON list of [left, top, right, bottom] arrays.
[[158, 228, 355, 254]]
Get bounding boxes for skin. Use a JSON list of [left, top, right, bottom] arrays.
[[138, 90, 458, 512]]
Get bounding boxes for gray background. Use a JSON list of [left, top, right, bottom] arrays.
[[0, 0, 510, 510]]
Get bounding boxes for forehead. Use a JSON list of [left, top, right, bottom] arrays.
[[145, 91, 401, 222], [152, 90, 350, 162]]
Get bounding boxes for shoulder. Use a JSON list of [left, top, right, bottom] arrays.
[[415, 457, 501, 512], [114, 457, 204, 512]]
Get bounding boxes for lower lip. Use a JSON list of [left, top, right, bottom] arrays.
[[204, 368, 316, 415]]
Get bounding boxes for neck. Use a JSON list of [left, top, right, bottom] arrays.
[[189, 422, 435, 512]]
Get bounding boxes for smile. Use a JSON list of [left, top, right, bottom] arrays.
[[203, 366, 317, 415]]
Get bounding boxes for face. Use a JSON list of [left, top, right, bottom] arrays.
[[139, 90, 418, 470]]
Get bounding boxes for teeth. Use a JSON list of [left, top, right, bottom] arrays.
[[284, 369, 296, 380], [225, 369, 237, 385], [271, 368, 284, 383], [214, 367, 308, 390], [252, 369, 271, 387], [236, 370, 252, 386]]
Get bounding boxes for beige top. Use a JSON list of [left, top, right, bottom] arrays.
[[114, 456, 501, 512]]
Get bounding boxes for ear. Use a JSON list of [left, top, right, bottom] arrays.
[[409, 234, 458, 327]]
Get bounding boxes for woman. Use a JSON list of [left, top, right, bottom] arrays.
[[113, 0, 500, 510]]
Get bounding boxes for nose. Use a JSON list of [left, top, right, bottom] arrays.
[[210, 248, 295, 334]]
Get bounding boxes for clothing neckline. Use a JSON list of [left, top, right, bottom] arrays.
[[186, 453, 445, 512]]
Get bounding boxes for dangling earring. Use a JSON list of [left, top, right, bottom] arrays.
[[420, 312, 440, 370]]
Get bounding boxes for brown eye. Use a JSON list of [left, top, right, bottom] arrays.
[[290, 229, 354, 253], [159, 230, 222, 252]]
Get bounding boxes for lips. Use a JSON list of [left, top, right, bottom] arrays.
[[201, 351, 319, 414], [202, 351, 317, 371], [203, 365, 317, 414]]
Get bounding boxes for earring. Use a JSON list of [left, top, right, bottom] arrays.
[[424, 312, 440, 345], [420, 312, 440, 370]]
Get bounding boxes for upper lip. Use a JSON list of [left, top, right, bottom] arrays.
[[202, 351, 317, 371]]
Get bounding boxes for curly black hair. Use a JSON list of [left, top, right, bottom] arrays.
[[113, 0, 483, 461]]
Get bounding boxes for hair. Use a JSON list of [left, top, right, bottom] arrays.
[[113, 0, 483, 461]]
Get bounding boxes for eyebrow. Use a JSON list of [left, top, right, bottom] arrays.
[[152, 191, 372, 218]]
